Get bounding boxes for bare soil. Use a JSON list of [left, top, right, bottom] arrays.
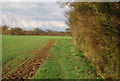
[[2, 40, 55, 79]]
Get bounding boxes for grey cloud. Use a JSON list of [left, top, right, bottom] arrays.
[[2, 2, 67, 21], [1, 2, 68, 31]]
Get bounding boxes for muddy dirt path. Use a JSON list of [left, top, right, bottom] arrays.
[[2, 40, 55, 79]]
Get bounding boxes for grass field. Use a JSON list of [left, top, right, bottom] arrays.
[[2, 35, 99, 79], [2, 35, 50, 74]]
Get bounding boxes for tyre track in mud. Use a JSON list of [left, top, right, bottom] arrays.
[[2, 40, 55, 79]]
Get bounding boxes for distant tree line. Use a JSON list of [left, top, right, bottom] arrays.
[[1, 25, 70, 36], [63, 2, 120, 79]]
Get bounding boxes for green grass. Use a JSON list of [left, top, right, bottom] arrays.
[[2, 35, 50, 73], [2, 35, 99, 79], [32, 38, 99, 79], [2, 35, 71, 74]]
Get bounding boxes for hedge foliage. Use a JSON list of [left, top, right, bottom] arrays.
[[65, 2, 120, 79]]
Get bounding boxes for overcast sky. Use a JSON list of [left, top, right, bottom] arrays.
[[1, 2, 69, 31]]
